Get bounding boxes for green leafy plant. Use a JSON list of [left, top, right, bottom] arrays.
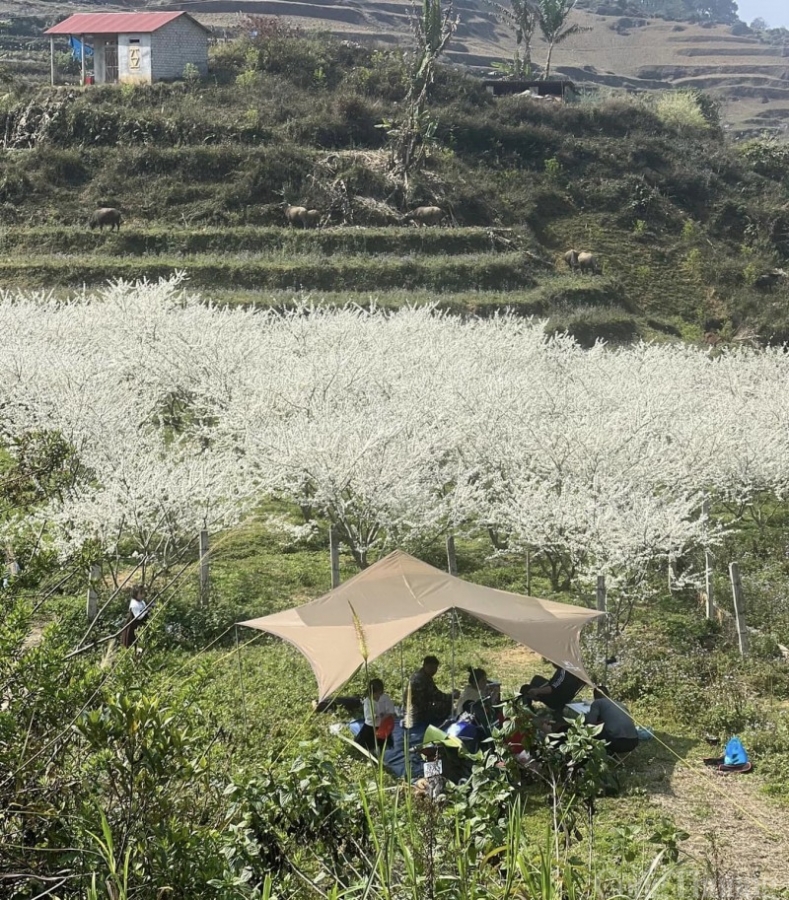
[[544, 156, 562, 180]]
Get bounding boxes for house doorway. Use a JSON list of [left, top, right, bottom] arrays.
[[104, 38, 118, 83]]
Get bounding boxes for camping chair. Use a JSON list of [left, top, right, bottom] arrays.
[[609, 747, 636, 769]]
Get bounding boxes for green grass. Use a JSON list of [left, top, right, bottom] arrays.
[[0, 251, 540, 291], [0, 225, 526, 257]]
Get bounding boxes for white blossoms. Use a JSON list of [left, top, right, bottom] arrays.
[[0, 276, 786, 590]]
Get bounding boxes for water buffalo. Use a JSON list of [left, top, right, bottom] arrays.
[[754, 269, 786, 292], [88, 207, 122, 231], [405, 206, 444, 226], [564, 249, 600, 275], [284, 205, 320, 228]]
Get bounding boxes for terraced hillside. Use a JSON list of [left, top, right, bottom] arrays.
[[3, 3, 789, 136], [1, 45, 788, 349]]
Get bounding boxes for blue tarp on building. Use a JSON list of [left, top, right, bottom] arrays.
[[69, 36, 93, 60]]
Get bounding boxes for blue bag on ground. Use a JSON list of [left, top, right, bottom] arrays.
[[724, 736, 748, 767]]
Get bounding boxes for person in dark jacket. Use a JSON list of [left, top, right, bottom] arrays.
[[520, 661, 584, 713], [407, 655, 457, 727]]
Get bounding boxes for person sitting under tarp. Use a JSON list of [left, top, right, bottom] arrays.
[[520, 660, 584, 716], [584, 685, 638, 755], [456, 666, 502, 737], [355, 678, 396, 754], [407, 655, 458, 727]]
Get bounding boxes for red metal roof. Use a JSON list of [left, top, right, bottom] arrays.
[[45, 11, 206, 35]]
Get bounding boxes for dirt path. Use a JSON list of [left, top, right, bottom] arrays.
[[22, 622, 45, 652], [651, 759, 789, 894]]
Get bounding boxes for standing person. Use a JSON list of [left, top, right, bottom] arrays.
[[407, 655, 457, 727], [520, 660, 584, 714], [356, 678, 396, 753], [585, 685, 638, 754], [120, 585, 148, 649]]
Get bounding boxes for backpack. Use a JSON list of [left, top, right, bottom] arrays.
[[724, 736, 749, 767]]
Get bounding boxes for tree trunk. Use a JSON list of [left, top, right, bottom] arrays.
[[544, 40, 555, 79]]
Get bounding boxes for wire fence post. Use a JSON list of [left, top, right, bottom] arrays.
[[329, 526, 340, 589], [450, 609, 457, 704], [235, 625, 249, 730], [446, 534, 458, 576], [199, 529, 210, 606], [86, 563, 100, 622], [596, 574, 607, 636], [702, 499, 714, 619], [729, 562, 748, 657]]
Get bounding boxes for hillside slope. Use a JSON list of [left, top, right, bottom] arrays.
[[3, 3, 789, 136], [1, 32, 788, 347]]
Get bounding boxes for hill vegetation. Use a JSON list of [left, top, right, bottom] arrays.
[[0, 24, 788, 344]]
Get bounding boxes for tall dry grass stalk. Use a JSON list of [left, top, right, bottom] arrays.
[[404, 679, 414, 730]]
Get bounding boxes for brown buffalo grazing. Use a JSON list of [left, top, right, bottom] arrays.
[[284, 205, 320, 228], [88, 207, 122, 231], [563, 249, 600, 275], [405, 206, 444, 226]]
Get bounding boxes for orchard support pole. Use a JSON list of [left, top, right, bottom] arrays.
[[596, 575, 606, 635], [729, 562, 748, 657], [329, 526, 340, 589], [446, 534, 458, 576], [526, 549, 532, 597], [703, 499, 714, 619], [199, 529, 210, 605], [87, 564, 100, 622]]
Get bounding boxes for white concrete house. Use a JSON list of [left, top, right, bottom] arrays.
[[46, 12, 210, 86]]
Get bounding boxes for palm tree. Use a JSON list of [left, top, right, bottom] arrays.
[[485, 0, 539, 77], [535, 0, 588, 79]]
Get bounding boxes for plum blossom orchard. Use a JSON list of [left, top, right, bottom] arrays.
[[1, 276, 788, 594]]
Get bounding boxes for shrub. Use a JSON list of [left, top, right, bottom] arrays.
[[654, 91, 709, 131], [739, 138, 789, 182]]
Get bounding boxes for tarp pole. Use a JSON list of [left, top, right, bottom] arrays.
[[450, 609, 457, 706], [50, 35, 55, 86], [399, 643, 405, 705], [80, 34, 86, 86]]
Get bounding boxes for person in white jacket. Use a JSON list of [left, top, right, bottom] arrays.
[[120, 585, 149, 649], [356, 678, 396, 753]]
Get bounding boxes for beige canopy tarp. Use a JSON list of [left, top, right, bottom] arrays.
[[239, 550, 603, 700]]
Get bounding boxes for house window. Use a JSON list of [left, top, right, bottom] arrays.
[[129, 41, 141, 69]]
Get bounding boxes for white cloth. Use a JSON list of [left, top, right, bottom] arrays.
[[455, 685, 482, 717], [363, 693, 396, 727], [129, 598, 147, 619]]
